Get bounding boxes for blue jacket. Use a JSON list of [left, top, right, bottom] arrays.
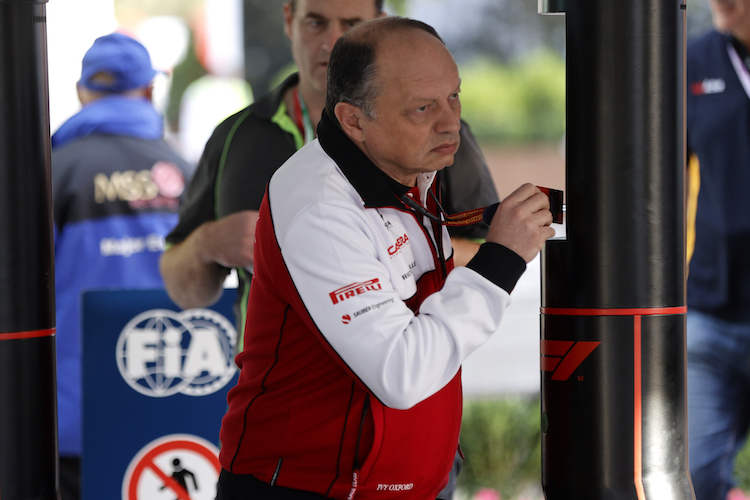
[[52, 97, 193, 455]]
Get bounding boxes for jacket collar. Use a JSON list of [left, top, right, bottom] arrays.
[[730, 34, 750, 71], [317, 110, 421, 209], [51, 96, 163, 149], [251, 73, 300, 120]]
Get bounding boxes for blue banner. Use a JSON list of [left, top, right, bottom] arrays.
[[82, 289, 238, 500]]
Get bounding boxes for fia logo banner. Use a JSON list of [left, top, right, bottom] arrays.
[[115, 309, 237, 397]]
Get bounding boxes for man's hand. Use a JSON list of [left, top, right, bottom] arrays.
[[486, 183, 556, 263], [160, 210, 259, 309]]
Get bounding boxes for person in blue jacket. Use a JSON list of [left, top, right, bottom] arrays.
[[686, 1, 750, 499], [51, 32, 194, 500]]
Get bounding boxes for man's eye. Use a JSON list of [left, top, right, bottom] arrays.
[[416, 105, 429, 113]]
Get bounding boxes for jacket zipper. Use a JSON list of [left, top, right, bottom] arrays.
[[270, 458, 283, 486], [398, 187, 449, 281], [348, 395, 370, 500]]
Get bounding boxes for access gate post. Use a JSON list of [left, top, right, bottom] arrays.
[[0, 0, 59, 498], [538, 1, 694, 499]]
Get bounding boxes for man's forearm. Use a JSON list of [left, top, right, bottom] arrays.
[[161, 210, 258, 309], [160, 230, 228, 310], [450, 236, 482, 267]]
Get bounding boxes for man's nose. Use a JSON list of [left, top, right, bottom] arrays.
[[323, 23, 346, 52], [436, 101, 461, 134]]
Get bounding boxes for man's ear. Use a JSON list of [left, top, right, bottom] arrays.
[[76, 84, 87, 106], [76, 84, 98, 106], [283, 2, 293, 39], [142, 84, 154, 103], [334, 102, 367, 143]]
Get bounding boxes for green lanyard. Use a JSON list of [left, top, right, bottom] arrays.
[[293, 87, 316, 145]]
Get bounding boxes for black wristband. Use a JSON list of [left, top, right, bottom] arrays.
[[466, 242, 527, 293]]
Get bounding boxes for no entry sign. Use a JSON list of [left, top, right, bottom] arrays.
[[122, 434, 221, 500]]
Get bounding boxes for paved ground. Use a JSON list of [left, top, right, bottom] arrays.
[[461, 143, 565, 397]]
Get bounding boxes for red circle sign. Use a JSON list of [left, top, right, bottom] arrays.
[[122, 434, 221, 500]]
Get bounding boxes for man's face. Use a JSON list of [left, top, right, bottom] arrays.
[[710, 0, 750, 35], [357, 31, 462, 186], [285, 0, 380, 98]]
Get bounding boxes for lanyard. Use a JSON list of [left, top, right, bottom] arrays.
[[728, 39, 750, 101], [292, 88, 316, 145], [399, 190, 488, 226], [400, 186, 564, 227]]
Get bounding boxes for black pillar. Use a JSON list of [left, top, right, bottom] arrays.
[[539, 0, 693, 499], [0, 0, 59, 499]]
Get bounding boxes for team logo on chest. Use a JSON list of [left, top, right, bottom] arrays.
[[388, 234, 410, 257]]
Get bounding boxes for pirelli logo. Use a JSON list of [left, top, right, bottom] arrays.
[[541, 340, 600, 381], [330, 279, 382, 305]]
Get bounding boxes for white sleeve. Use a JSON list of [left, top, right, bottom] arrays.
[[279, 200, 513, 410]]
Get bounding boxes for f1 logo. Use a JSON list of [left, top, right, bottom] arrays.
[[541, 340, 601, 381]]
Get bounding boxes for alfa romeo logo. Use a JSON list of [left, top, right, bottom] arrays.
[[115, 309, 237, 398]]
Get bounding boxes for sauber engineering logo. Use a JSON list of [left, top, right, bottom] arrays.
[[541, 339, 600, 381], [330, 278, 382, 305]]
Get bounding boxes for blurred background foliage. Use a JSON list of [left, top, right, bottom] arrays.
[[736, 441, 750, 491], [387, 0, 408, 15], [459, 51, 565, 144], [459, 398, 542, 499]]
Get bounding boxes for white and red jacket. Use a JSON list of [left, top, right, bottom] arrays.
[[218, 112, 526, 499]]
